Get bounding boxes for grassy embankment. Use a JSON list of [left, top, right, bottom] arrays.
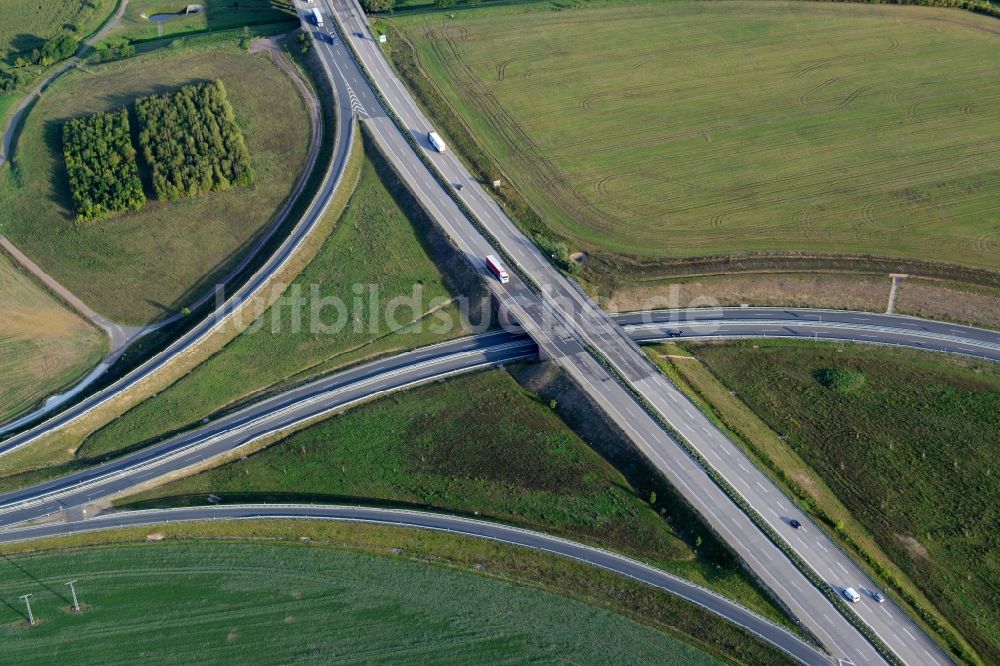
[[382, 0, 1000, 305], [0, 252, 108, 424], [123, 368, 792, 627], [0, 137, 475, 488], [655, 340, 998, 663], [0, 37, 310, 325], [0, 521, 799, 665], [100, 0, 296, 45]]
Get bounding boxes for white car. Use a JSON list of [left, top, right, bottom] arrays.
[[842, 587, 861, 603]]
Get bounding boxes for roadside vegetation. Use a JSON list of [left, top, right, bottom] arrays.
[[62, 109, 146, 222], [101, 0, 297, 45], [0, 251, 107, 425], [124, 368, 791, 626], [0, 522, 797, 666], [666, 340, 999, 662], [383, 0, 1000, 288], [136, 80, 252, 200], [0, 38, 311, 324]]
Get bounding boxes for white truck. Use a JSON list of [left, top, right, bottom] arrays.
[[311, 7, 323, 26], [428, 131, 447, 153], [485, 255, 509, 284]]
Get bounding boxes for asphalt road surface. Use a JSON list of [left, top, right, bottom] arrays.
[[0, 504, 833, 666], [622, 308, 1000, 362], [313, 3, 954, 662], [0, 331, 535, 526]]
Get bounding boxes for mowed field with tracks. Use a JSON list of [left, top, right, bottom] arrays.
[[396, 1, 1000, 268], [0, 251, 106, 425]]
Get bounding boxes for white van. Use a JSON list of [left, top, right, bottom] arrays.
[[842, 587, 861, 603]]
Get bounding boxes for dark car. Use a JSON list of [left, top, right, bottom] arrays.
[[456, 183, 464, 191], [789, 519, 802, 529], [663, 328, 682, 338]]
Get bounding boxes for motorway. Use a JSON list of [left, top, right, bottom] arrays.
[[0, 307, 994, 531], [0, 1, 983, 660], [312, 2, 954, 663], [0, 504, 832, 666], [0, 331, 535, 526]]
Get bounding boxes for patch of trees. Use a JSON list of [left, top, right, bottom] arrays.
[[0, 69, 27, 93], [135, 80, 253, 201], [62, 109, 146, 222], [12, 34, 79, 68], [97, 39, 136, 62], [361, 0, 395, 11]]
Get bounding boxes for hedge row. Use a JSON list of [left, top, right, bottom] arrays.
[[136, 80, 252, 201], [62, 108, 146, 223]]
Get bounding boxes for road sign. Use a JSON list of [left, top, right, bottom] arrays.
[[379, 34, 386, 43]]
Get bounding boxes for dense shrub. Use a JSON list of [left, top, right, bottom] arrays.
[[62, 108, 146, 222], [0, 68, 26, 93], [135, 80, 252, 201], [813, 368, 867, 393], [361, 0, 395, 11]]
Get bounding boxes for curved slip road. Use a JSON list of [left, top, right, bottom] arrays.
[[0, 31, 326, 438], [0, 503, 833, 666], [621, 308, 1000, 362], [0, 13, 356, 455], [0, 331, 535, 526], [1, 308, 992, 528]]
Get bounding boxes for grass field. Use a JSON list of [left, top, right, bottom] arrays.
[[389, 0, 1000, 272], [0, 251, 107, 425], [687, 340, 1000, 661], [124, 368, 789, 624], [74, 142, 471, 462], [0, 0, 117, 66], [0, 40, 310, 325], [102, 0, 297, 44], [0, 538, 724, 664]]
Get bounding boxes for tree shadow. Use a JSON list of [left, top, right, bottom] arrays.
[[41, 117, 75, 218], [8, 33, 44, 60]]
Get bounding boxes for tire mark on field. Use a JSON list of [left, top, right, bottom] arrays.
[[430, 25, 614, 233], [838, 84, 874, 109], [797, 75, 844, 105], [792, 36, 902, 79], [710, 211, 728, 229], [496, 58, 512, 83], [974, 232, 995, 256]]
